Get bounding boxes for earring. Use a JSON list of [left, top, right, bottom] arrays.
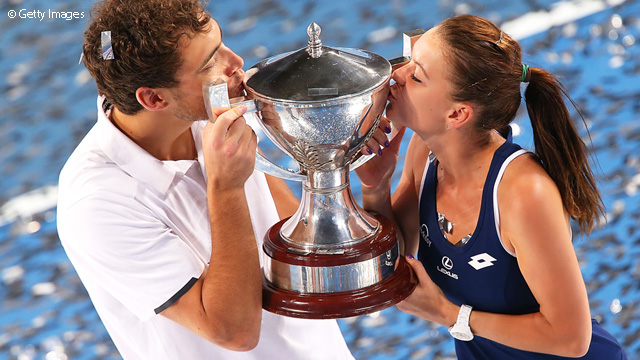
[[445, 123, 450, 130]]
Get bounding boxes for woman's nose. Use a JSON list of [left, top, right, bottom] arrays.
[[392, 63, 411, 86]]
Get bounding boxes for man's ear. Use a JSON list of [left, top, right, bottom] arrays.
[[446, 103, 474, 130], [135, 87, 169, 111]]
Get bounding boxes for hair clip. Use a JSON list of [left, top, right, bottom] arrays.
[[101, 31, 114, 60], [495, 31, 504, 44]]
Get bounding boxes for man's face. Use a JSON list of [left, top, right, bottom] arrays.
[[169, 19, 245, 122]]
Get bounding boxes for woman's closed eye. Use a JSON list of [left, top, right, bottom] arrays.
[[411, 74, 422, 83]]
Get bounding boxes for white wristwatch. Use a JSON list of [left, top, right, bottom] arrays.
[[448, 304, 474, 341]]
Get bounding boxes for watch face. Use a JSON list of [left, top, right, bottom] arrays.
[[450, 329, 474, 341]]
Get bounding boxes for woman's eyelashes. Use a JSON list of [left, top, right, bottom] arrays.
[[411, 74, 422, 83]]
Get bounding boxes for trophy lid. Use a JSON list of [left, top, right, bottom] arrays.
[[245, 23, 391, 103]]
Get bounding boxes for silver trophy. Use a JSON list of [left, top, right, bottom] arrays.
[[204, 24, 423, 318]]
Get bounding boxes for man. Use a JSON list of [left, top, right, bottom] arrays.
[[56, 1, 354, 358]]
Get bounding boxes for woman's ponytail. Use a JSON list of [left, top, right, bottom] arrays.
[[524, 67, 605, 234]]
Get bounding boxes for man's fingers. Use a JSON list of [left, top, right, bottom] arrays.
[[211, 105, 248, 141], [208, 103, 248, 120], [225, 116, 247, 143], [240, 126, 258, 154], [212, 105, 247, 127]]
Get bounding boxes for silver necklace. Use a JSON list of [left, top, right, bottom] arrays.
[[437, 212, 472, 247]]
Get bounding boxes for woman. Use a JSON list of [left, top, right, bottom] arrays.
[[357, 15, 626, 359]]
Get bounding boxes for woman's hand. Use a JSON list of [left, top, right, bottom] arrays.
[[355, 122, 407, 193], [397, 256, 459, 327], [361, 116, 393, 156]]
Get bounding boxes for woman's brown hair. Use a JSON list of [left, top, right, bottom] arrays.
[[435, 14, 604, 234], [82, 0, 211, 115]]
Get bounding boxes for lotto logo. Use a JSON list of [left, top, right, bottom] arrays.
[[468, 253, 497, 270]]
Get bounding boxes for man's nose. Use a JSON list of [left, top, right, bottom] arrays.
[[225, 49, 244, 77]]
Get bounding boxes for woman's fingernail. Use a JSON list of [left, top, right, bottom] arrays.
[[384, 140, 390, 147], [366, 148, 373, 155], [406, 254, 414, 260], [378, 149, 383, 156], [236, 104, 247, 113], [384, 126, 392, 134]]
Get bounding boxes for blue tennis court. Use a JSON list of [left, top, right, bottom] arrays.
[[1, 0, 638, 358]]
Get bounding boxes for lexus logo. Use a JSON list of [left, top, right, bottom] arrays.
[[442, 256, 453, 270], [421, 224, 432, 247]]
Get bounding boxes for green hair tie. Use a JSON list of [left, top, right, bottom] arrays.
[[521, 64, 530, 82]]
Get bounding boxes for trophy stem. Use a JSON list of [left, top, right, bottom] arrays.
[[279, 167, 379, 252]]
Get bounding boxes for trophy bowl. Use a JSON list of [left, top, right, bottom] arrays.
[[205, 23, 420, 318]]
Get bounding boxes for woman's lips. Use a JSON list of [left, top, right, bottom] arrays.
[[388, 88, 397, 102]]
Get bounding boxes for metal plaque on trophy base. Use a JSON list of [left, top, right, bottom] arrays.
[[262, 215, 416, 318]]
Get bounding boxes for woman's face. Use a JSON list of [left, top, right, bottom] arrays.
[[386, 28, 456, 136]]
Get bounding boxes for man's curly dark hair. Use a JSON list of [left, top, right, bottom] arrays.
[[82, 0, 211, 114]]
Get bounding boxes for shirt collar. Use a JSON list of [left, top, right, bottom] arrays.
[[94, 96, 198, 196]]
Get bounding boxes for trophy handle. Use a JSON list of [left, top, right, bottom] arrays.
[[255, 152, 306, 181], [349, 152, 375, 171], [203, 79, 307, 182]]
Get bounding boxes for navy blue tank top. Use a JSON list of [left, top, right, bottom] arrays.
[[417, 131, 626, 359]]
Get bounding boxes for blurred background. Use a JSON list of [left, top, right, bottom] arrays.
[[1, 0, 639, 359]]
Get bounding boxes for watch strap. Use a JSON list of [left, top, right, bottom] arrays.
[[449, 304, 474, 341]]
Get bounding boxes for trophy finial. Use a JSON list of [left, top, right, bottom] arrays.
[[307, 22, 323, 58]]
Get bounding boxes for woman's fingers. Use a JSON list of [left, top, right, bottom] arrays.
[[406, 255, 432, 285], [362, 128, 389, 155], [360, 117, 405, 156]]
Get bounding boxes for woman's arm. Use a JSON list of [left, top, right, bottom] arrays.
[[400, 154, 592, 357], [389, 133, 430, 256], [474, 154, 592, 356]]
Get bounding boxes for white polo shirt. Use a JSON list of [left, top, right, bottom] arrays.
[[57, 96, 354, 360]]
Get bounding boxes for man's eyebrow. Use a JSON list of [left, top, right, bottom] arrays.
[[197, 24, 223, 72]]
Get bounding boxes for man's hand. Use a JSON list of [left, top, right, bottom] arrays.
[[202, 105, 257, 191]]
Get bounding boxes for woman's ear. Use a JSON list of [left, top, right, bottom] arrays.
[[446, 103, 474, 130], [135, 87, 169, 111]]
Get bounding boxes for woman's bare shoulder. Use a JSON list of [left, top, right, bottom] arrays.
[[499, 152, 566, 229], [404, 132, 431, 192], [500, 153, 559, 202]]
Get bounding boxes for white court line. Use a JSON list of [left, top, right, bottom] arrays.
[[0, 185, 58, 227], [0, 0, 627, 227], [503, 0, 626, 40]]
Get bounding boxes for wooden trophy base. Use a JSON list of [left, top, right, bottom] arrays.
[[262, 214, 417, 319]]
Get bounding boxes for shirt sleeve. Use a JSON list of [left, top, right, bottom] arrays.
[[58, 192, 206, 321]]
